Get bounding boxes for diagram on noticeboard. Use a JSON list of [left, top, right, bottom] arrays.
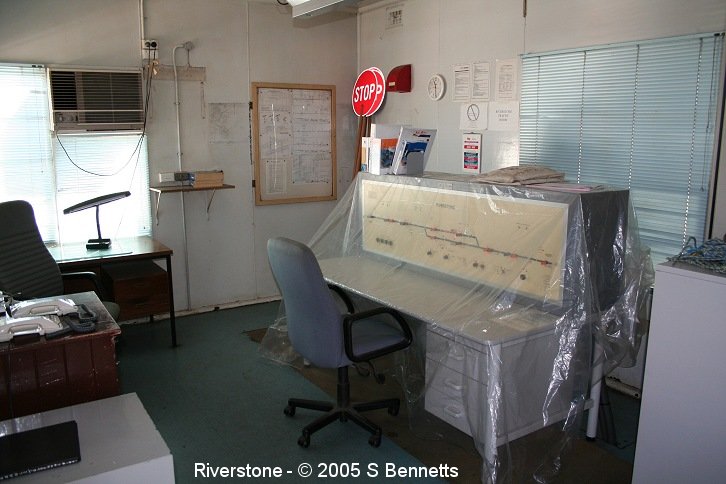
[[360, 179, 569, 304]]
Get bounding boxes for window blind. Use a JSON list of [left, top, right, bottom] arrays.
[[0, 64, 56, 240], [521, 33, 724, 264], [54, 132, 152, 244], [0, 65, 152, 245]]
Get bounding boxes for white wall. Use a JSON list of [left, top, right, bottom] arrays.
[[0, 0, 358, 311], [358, 0, 726, 236], [1, 0, 724, 313]]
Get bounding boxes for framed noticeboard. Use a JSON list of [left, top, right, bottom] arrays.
[[251, 82, 336, 205]]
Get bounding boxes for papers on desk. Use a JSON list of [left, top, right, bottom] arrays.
[[529, 182, 605, 192]]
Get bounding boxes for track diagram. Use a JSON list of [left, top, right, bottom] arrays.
[[360, 179, 569, 304]]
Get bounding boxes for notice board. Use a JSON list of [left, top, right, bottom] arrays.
[[251, 82, 337, 205]]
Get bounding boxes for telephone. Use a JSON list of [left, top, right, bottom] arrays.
[[0, 314, 65, 342], [9, 298, 77, 318], [0, 298, 97, 342]]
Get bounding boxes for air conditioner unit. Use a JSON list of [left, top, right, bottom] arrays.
[[49, 68, 144, 132]]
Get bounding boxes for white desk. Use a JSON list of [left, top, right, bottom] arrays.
[[319, 255, 577, 472], [0, 393, 174, 483]]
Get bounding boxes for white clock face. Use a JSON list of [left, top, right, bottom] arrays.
[[427, 74, 445, 101]]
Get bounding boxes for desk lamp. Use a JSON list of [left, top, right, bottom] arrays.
[[63, 191, 130, 249]]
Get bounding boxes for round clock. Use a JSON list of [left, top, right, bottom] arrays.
[[427, 74, 446, 101]]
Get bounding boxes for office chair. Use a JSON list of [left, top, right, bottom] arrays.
[[267, 237, 413, 448], [0, 200, 120, 320]]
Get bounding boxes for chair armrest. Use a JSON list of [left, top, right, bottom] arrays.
[[61, 271, 111, 300], [328, 283, 355, 313], [343, 307, 412, 362]]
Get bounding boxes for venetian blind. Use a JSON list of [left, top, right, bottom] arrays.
[[520, 33, 724, 263]]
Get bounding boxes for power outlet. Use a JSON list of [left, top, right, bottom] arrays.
[[142, 39, 158, 60]]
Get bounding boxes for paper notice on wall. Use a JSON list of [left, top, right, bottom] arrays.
[[462, 133, 482, 174], [488, 102, 519, 131], [265, 159, 287, 194], [495, 59, 517, 101], [471, 61, 490, 101], [459, 102, 488, 131], [453, 64, 471, 102]]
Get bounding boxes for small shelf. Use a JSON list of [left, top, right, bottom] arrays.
[[149, 184, 235, 223], [149, 183, 235, 194]]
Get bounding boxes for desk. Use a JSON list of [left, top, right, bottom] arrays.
[[306, 173, 635, 482], [47, 236, 177, 347], [0, 292, 121, 420], [319, 256, 574, 472], [0, 393, 174, 483]]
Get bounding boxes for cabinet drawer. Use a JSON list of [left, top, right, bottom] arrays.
[[426, 330, 488, 383], [425, 385, 472, 436], [101, 261, 169, 320]]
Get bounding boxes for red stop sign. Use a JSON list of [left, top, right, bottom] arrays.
[[352, 67, 385, 117]]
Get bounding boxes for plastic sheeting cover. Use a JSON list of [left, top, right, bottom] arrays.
[[261, 172, 652, 483]]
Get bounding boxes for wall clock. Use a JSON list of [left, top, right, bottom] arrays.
[[427, 74, 446, 101]]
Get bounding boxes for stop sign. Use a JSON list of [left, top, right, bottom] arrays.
[[352, 67, 385, 117]]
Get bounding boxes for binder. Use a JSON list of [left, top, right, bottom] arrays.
[[0, 421, 81, 480]]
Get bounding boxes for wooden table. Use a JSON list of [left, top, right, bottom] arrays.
[[0, 292, 121, 419], [47, 236, 177, 346]]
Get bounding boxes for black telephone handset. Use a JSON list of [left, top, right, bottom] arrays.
[[64, 304, 98, 333], [44, 304, 98, 339]]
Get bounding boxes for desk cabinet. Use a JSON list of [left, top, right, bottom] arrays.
[[102, 261, 170, 321], [632, 263, 726, 483], [0, 292, 121, 419], [424, 324, 572, 446]]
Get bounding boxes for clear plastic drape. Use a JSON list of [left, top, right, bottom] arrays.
[[262, 172, 651, 483]]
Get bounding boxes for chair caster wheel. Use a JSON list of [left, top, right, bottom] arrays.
[[388, 401, 400, 416], [284, 405, 295, 417], [368, 434, 381, 448], [298, 433, 310, 448]]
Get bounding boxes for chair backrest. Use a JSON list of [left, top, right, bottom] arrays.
[[267, 237, 347, 368], [0, 200, 64, 298]]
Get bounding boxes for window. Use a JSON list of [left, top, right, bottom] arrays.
[[0, 64, 151, 244], [520, 33, 724, 264]]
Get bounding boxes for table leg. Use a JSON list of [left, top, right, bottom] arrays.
[[586, 342, 603, 439], [483, 344, 501, 482], [165, 255, 177, 347]]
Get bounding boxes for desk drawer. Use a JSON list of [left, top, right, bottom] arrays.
[[426, 330, 488, 383], [101, 261, 169, 320]]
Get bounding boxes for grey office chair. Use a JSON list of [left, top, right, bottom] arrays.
[[267, 237, 412, 448], [0, 200, 120, 320]]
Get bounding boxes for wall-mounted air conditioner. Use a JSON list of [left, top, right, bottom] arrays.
[[49, 68, 144, 132]]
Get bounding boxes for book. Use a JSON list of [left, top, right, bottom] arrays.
[[391, 128, 437, 175], [0, 421, 81, 480]]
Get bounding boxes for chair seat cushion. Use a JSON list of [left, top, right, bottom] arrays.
[[349, 320, 408, 358]]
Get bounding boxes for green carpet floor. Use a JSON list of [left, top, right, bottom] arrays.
[[116, 302, 447, 483], [117, 302, 637, 483]]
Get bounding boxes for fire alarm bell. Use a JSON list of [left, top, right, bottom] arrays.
[[387, 64, 411, 93]]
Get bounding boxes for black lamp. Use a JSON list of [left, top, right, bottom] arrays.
[[63, 191, 131, 249]]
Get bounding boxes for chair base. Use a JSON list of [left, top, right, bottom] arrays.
[[284, 366, 400, 448]]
